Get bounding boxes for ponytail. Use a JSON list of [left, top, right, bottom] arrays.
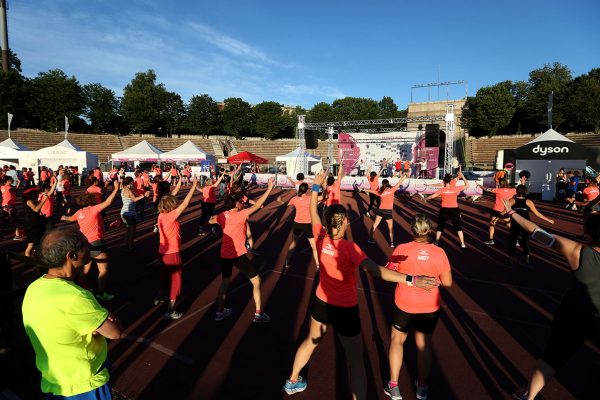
[[298, 182, 308, 196], [379, 179, 390, 194]]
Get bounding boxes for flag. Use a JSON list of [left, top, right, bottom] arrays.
[[65, 116, 69, 139], [7, 113, 13, 138]]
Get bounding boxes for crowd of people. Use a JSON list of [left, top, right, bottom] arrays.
[[3, 161, 599, 400]]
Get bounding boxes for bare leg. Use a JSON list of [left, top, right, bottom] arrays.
[[338, 333, 367, 400], [249, 275, 262, 311], [489, 220, 496, 240], [386, 219, 394, 245], [370, 215, 382, 240], [307, 237, 319, 268], [525, 360, 556, 400], [457, 230, 465, 246], [289, 317, 328, 381], [95, 252, 109, 293], [286, 235, 298, 266], [414, 331, 433, 386], [389, 327, 408, 382], [25, 242, 34, 257], [435, 230, 442, 242]]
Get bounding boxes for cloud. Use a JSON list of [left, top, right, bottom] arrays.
[[280, 84, 345, 100]]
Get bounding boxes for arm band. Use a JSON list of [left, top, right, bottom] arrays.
[[508, 210, 516, 216], [312, 184, 321, 192]]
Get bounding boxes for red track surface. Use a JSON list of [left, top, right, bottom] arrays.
[[6, 185, 600, 399]]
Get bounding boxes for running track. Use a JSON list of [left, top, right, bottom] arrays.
[[6, 185, 600, 399]]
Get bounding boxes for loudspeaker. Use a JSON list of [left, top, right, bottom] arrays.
[[425, 124, 440, 147], [305, 130, 318, 149]]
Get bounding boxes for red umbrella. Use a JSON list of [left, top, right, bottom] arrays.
[[227, 151, 269, 164]]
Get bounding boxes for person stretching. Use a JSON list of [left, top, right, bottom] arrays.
[[62, 180, 120, 301], [363, 174, 407, 248], [365, 166, 384, 217], [209, 178, 274, 322], [477, 178, 516, 245], [424, 171, 468, 248], [385, 214, 452, 400], [155, 176, 198, 320], [283, 171, 439, 399], [121, 177, 150, 251], [197, 174, 225, 235]]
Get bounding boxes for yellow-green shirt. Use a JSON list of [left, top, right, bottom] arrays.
[[22, 276, 110, 396]]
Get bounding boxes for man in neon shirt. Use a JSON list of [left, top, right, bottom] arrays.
[[22, 226, 122, 398]]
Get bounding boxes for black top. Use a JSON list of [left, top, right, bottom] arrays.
[[512, 197, 530, 220], [563, 246, 600, 316]]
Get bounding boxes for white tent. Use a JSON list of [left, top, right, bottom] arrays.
[[276, 147, 321, 177], [21, 139, 99, 174], [0, 138, 32, 167], [161, 140, 214, 162], [111, 140, 163, 162]]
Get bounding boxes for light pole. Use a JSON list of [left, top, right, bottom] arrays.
[[0, 0, 9, 72]]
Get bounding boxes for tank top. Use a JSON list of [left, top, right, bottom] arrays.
[[512, 197, 530, 219], [563, 246, 600, 316], [121, 191, 136, 215]]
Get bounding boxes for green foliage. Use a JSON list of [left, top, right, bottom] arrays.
[[185, 94, 222, 135], [462, 81, 515, 136], [122, 70, 166, 133], [307, 102, 333, 123], [82, 83, 119, 132], [159, 91, 185, 135], [378, 96, 399, 118], [331, 97, 380, 122], [253, 101, 287, 139], [566, 68, 600, 133], [0, 69, 27, 129], [222, 97, 253, 138], [26, 69, 85, 132]]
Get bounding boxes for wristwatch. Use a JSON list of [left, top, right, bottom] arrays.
[[406, 275, 414, 286]]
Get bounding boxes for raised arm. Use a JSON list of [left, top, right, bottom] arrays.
[[28, 195, 49, 213], [527, 199, 555, 225], [46, 178, 59, 197], [310, 171, 326, 226], [337, 164, 344, 180], [212, 174, 225, 187], [98, 181, 120, 212], [392, 173, 407, 190], [175, 176, 198, 216], [246, 178, 274, 216], [170, 170, 182, 196]]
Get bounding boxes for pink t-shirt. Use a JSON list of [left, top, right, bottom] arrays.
[[1, 185, 15, 206], [434, 186, 462, 208], [202, 186, 217, 203], [86, 185, 103, 205], [289, 195, 311, 223], [158, 209, 181, 254], [325, 181, 341, 206], [216, 209, 250, 258], [75, 204, 104, 243], [38, 193, 54, 218], [491, 188, 516, 212], [313, 223, 368, 307]]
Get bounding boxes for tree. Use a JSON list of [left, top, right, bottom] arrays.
[[159, 91, 185, 136], [307, 102, 333, 123], [0, 69, 28, 129], [222, 97, 253, 138], [185, 94, 222, 135], [566, 68, 600, 134], [280, 106, 305, 139], [523, 62, 572, 131], [26, 69, 85, 131], [122, 70, 166, 133], [253, 101, 287, 139], [378, 96, 399, 118], [331, 97, 380, 122], [461, 81, 515, 137], [82, 83, 119, 132], [509, 80, 529, 134]]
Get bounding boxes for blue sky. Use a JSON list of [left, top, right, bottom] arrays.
[[7, 0, 600, 109]]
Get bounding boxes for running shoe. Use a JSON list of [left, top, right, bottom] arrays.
[[153, 225, 159, 233], [164, 310, 183, 320], [283, 376, 307, 395], [383, 381, 402, 400], [214, 308, 232, 321], [96, 292, 115, 301], [461, 244, 467, 249], [572, 204, 578, 211], [13, 235, 24, 241], [484, 239, 495, 245], [390, 242, 395, 248], [368, 238, 376, 244], [364, 212, 370, 217], [414, 380, 428, 400], [512, 387, 529, 400], [153, 296, 167, 306], [253, 312, 271, 323]]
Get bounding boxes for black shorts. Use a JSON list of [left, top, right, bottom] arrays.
[[377, 209, 393, 220], [121, 214, 137, 227], [310, 296, 361, 337], [392, 307, 440, 334], [437, 207, 462, 232], [490, 209, 508, 220], [220, 254, 259, 279], [541, 303, 600, 370], [90, 239, 108, 257], [293, 222, 313, 238]]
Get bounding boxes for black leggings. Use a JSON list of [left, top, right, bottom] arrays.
[[367, 193, 380, 213], [199, 202, 216, 227], [509, 222, 530, 255]]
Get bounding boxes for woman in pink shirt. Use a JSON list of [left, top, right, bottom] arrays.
[[155, 176, 198, 320], [281, 182, 319, 269], [38, 181, 58, 230], [197, 174, 225, 235], [477, 178, 516, 245], [362, 174, 407, 248], [61, 181, 120, 301], [209, 178, 274, 323]]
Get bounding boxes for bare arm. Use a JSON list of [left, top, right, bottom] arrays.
[[97, 181, 120, 212], [359, 258, 440, 290], [61, 214, 78, 222], [526, 200, 555, 225], [95, 314, 122, 340], [425, 190, 441, 201], [310, 171, 326, 226], [392, 174, 407, 190], [174, 177, 198, 217], [28, 197, 48, 213], [246, 178, 274, 216], [439, 269, 452, 287], [170, 170, 182, 195]]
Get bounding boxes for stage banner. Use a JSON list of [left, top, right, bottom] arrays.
[[337, 131, 421, 175]]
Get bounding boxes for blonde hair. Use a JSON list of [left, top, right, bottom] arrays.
[[157, 194, 177, 213], [410, 214, 433, 237]]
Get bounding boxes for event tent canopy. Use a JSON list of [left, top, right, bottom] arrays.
[[161, 141, 212, 162], [27, 139, 99, 172], [227, 151, 268, 164], [111, 140, 163, 162], [0, 138, 30, 151], [0, 138, 31, 167], [275, 147, 321, 177]]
